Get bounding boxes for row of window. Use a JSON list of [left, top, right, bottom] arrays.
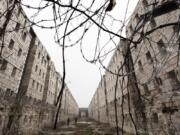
[[14, 22, 27, 41], [107, 41, 179, 98], [37, 52, 47, 67], [0, 113, 48, 127], [129, 16, 157, 34], [49, 79, 55, 87], [15, 19, 27, 32], [0, 60, 17, 77], [3, 0, 21, 12], [8, 39, 23, 56], [142, 69, 180, 95], [35, 65, 45, 79], [130, 2, 180, 36], [129, 0, 170, 34], [14, 4, 28, 41], [138, 41, 179, 71], [48, 90, 55, 97], [31, 79, 43, 92]]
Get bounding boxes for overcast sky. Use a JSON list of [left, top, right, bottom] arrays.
[[22, 0, 139, 107]]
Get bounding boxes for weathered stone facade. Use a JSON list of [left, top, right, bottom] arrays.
[[89, 0, 180, 134], [0, 0, 79, 134], [22, 33, 50, 102], [45, 61, 57, 105], [60, 87, 79, 121], [0, 0, 31, 94]]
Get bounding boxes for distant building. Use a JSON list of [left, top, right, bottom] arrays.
[[79, 108, 88, 117]]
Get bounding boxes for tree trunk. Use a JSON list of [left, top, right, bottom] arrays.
[[122, 39, 148, 135]]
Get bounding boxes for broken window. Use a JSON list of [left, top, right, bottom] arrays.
[[157, 39, 167, 55], [24, 115, 27, 122], [22, 32, 27, 41], [143, 84, 149, 95], [38, 52, 40, 58], [8, 39, 14, 50], [167, 70, 180, 89], [17, 8, 21, 16], [18, 48, 22, 56], [138, 60, 143, 71], [15, 23, 20, 32], [39, 69, 41, 76], [0, 60, 7, 70], [35, 65, 38, 72], [167, 70, 176, 79], [32, 80, 35, 88], [155, 77, 163, 85], [130, 25, 133, 32], [5, 88, 11, 96], [11, 67, 17, 77], [146, 51, 153, 64]]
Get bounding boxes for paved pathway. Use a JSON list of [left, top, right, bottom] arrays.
[[39, 117, 117, 135]]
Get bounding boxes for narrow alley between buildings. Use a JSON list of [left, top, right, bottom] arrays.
[[0, 0, 180, 135]]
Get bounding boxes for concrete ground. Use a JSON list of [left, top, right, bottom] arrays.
[[39, 117, 118, 135]]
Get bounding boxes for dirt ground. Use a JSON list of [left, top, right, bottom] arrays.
[[39, 117, 118, 135]]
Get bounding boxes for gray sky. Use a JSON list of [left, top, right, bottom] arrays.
[[23, 0, 138, 107]]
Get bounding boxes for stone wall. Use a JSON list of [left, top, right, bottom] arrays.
[[88, 0, 180, 134], [0, 0, 31, 94], [0, 0, 79, 134], [0, 89, 56, 135]]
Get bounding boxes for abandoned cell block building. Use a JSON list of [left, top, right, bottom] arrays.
[[0, 0, 79, 134], [89, 0, 180, 134]]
